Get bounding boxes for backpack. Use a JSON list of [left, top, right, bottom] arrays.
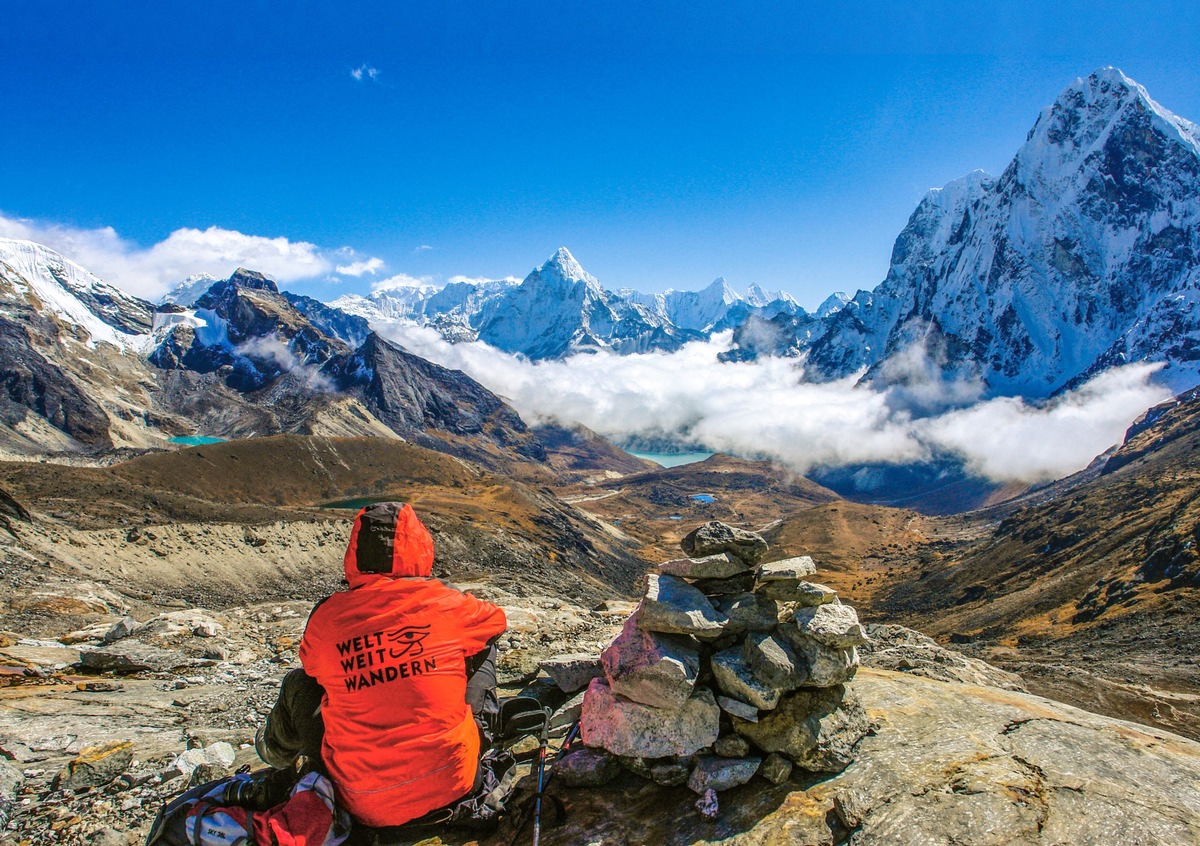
[[145, 769, 352, 846]]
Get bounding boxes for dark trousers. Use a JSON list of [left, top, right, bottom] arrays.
[[257, 644, 499, 770]]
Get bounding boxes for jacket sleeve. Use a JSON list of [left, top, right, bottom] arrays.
[[450, 592, 507, 656]]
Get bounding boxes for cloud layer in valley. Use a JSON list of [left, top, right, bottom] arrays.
[[0, 214, 335, 300], [378, 325, 1171, 484]]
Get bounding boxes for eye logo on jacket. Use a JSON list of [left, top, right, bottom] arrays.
[[386, 624, 432, 658]]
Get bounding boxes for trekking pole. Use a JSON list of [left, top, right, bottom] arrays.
[[532, 721, 580, 846]]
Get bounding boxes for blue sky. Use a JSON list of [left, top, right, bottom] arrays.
[[4, 2, 1200, 307]]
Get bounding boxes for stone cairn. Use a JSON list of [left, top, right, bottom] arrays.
[[550, 521, 871, 815]]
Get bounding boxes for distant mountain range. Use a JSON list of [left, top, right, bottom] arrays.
[[0, 241, 543, 466], [4, 67, 1199, 483], [312, 246, 810, 360], [290, 68, 1200, 399]]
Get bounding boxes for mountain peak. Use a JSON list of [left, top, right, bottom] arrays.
[[228, 267, 279, 293], [541, 247, 593, 283]]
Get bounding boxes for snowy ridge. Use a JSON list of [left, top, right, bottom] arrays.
[[795, 68, 1200, 397], [0, 237, 153, 350]]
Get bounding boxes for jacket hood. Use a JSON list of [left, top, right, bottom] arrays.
[[344, 502, 435, 587]]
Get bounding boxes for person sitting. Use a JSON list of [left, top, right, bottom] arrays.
[[256, 501, 507, 829]]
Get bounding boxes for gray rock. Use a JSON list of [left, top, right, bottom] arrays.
[[687, 755, 761, 793], [101, 616, 139, 644], [860, 624, 1026, 691], [541, 653, 605, 694], [757, 579, 838, 603], [192, 621, 220, 638], [760, 752, 794, 785], [555, 748, 621, 787], [550, 691, 585, 732], [171, 742, 236, 779], [80, 641, 183, 674], [716, 695, 759, 722], [634, 575, 727, 639], [743, 632, 804, 688], [734, 685, 869, 773], [681, 522, 769, 566], [757, 556, 817, 581], [714, 735, 751, 758], [791, 581, 840, 607], [711, 647, 784, 710], [0, 758, 21, 800], [54, 740, 134, 790], [783, 630, 860, 688], [581, 678, 720, 758], [658, 552, 751, 580], [601, 618, 699, 709], [712, 593, 779, 635], [792, 603, 867, 649], [619, 755, 693, 787], [690, 572, 756, 596]]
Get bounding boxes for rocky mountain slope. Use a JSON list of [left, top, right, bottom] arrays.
[[0, 241, 548, 470], [760, 384, 1200, 741], [729, 68, 1200, 397]]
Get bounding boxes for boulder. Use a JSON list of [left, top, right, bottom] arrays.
[[712, 593, 779, 635], [555, 748, 621, 787], [541, 653, 605, 694], [790, 581, 840, 607], [859, 624, 1026, 691], [79, 642, 183, 674], [733, 685, 869, 773], [713, 735, 751, 758], [101, 617, 139, 644], [686, 755, 761, 794], [170, 742, 236, 780], [757, 556, 817, 581], [681, 522, 769, 566], [690, 572, 757, 596], [710, 647, 784, 710], [549, 690, 586, 732], [658, 553, 751, 581], [619, 755, 693, 787], [781, 628, 860, 687], [601, 618, 700, 710], [792, 603, 867, 649], [716, 694, 759, 723], [743, 632, 805, 689], [760, 752, 794, 785], [634, 575, 727, 639], [581, 678, 719, 758], [54, 740, 133, 790]]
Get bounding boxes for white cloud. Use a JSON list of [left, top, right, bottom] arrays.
[[375, 324, 1172, 483], [414, 244, 433, 252], [0, 213, 332, 300], [335, 257, 385, 276], [351, 65, 379, 82], [371, 273, 435, 293]]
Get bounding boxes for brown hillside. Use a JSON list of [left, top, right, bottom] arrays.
[[562, 454, 841, 563]]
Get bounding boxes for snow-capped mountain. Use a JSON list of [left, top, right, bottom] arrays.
[[327, 247, 805, 360], [783, 69, 1200, 397], [160, 273, 220, 308]]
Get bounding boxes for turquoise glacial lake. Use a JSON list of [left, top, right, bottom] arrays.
[[168, 436, 227, 446], [628, 451, 715, 468]]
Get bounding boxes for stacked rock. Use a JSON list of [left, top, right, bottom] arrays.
[[570, 521, 870, 804]]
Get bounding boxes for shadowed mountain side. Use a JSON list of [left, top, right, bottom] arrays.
[[0, 436, 646, 608], [562, 454, 841, 563]]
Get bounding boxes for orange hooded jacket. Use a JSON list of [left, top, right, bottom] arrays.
[[299, 503, 506, 828]]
